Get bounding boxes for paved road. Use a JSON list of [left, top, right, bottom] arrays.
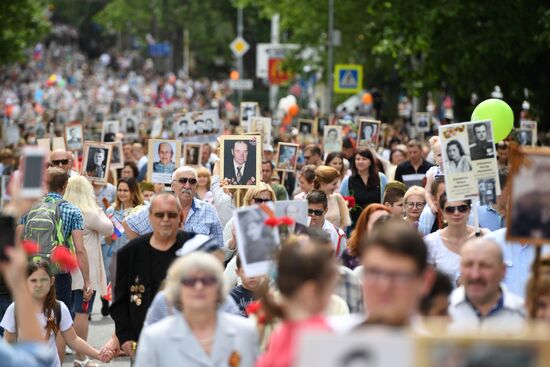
[[62, 297, 131, 367]]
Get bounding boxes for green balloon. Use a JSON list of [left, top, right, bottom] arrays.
[[471, 98, 514, 143]]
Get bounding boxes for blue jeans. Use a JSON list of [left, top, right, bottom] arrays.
[[0, 294, 12, 336], [55, 272, 72, 310]]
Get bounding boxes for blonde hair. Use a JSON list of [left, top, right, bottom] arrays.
[[242, 182, 276, 206], [403, 185, 426, 203], [197, 167, 211, 189], [165, 252, 226, 311], [64, 176, 100, 214], [313, 165, 340, 189]]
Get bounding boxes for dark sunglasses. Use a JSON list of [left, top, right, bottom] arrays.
[[253, 198, 272, 204], [444, 205, 470, 214], [175, 177, 198, 185], [308, 208, 324, 217], [152, 211, 179, 219], [181, 276, 218, 287], [51, 159, 69, 166]]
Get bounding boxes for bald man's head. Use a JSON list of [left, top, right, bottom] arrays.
[[460, 238, 506, 307]]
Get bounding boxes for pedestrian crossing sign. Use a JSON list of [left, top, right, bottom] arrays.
[[334, 64, 363, 94]]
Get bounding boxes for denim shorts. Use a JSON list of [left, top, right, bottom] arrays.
[[71, 289, 96, 316]]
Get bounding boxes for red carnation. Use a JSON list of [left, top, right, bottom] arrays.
[[280, 216, 295, 226], [264, 217, 282, 227], [22, 240, 40, 255], [343, 196, 356, 208], [51, 246, 78, 272]]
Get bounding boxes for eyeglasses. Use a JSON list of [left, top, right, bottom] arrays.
[[363, 267, 418, 285], [152, 211, 179, 219], [253, 198, 272, 204], [308, 208, 324, 217], [51, 159, 69, 166], [181, 276, 218, 287], [444, 205, 470, 214], [406, 202, 425, 209], [174, 177, 198, 185]]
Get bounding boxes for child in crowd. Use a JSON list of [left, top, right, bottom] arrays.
[[230, 254, 264, 317], [0, 259, 110, 367], [382, 180, 407, 217], [425, 136, 444, 213]]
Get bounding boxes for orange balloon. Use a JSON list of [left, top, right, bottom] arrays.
[[362, 92, 373, 105], [230, 70, 240, 80], [288, 104, 299, 117], [283, 114, 292, 125]]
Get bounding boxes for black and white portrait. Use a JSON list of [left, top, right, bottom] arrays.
[[358, 120, 380, 147], [82, 143, 112, 184], [65, 124, 83, 151], [240, 102, 259, 126], [221, 135, 261, 188], [515, 128, 533, 147], [298, 120, 313, 136], [101, 120, 119, 142], [274, 200, 308, 234], [477, 178, 497, 206], [323, 126, 343, 154], [415, 112, 430, 133], [317, 117, 328, 134], [468, 121, 495, 160], [184, 143, 202, 166], [234, 205, 280, 277], [109, 141, 124, 169], [507, 150, 550, 242], [444, 139, 472, 173], [248, 116, 272, 145]]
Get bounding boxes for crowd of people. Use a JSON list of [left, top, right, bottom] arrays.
[[0, 37, 548, 367]]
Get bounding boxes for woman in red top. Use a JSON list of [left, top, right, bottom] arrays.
[[255, 236, 338, 367]]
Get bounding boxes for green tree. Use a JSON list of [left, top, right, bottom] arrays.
[[0, 0, 50, 65]]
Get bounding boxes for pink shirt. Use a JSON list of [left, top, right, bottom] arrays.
[[255, 315, 331, 367]]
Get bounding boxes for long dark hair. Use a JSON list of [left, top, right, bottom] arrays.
[[27, 260, 61, 338], [324, 152, 346, 177], [351, 148, 380, 186], [115, 177, 144, 210]]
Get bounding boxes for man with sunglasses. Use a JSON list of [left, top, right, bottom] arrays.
[[306, 190, 347, 257], [110, 191, 196, 358], [49, 149, 72, 173], [123, 166, 224, 251]]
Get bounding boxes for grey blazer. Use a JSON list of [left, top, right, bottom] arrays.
[[135, 311, 259, 367]]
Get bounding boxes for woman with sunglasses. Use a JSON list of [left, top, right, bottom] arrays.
[[403, 186, 426, 226], [222, 183, 277, 287], [424, 193, 490, 286], [135, 252, 259, 367], [102, 178, 144, 314]]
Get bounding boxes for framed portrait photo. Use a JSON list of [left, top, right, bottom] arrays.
[[147, 139, 181, 184], [107, 141, 124, 170], [520, 120, 538, 145], [101, 120, 119, 143], [248, 116, 272, 146], [298, 119, 314, 137], [64, 123, 84, 151], [317, 116, 329, 135], [323, 125, 343, 155], [122, 114, 139, 141], [357, 119, 381, 148], [183, 143, 203, 167], [233, 204, 280, 277], [240, 102, 259, 126], [275, 143, 299, 172], [220, 135, 262, 189], [514, 128, 535, 147], [415, 112, 431, 133], [506, 147, 550, 244], [81, 141, 112, 185]]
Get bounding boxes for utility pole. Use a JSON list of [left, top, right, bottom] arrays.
[[269, 14, 280, 112], [237, 7, 244, 102], [326, 0, 334, 116], [183, 28, 189, 77]]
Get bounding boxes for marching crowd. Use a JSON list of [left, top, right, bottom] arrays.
[[0, 41, 548, 367]]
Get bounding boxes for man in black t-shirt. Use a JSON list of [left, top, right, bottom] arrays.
[[110, 192, 194, 358], [394, 139, 434, 187]]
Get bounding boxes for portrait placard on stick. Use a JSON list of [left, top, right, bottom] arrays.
[[147, 139, 181, 184], [520, 120, 538, 145], [248, 116, 272, 146], [240, 102, 260, 126], [298, 119, 314, 137], [323, 125, 343, 155], [64, 123, 84, 151], [220, 135, 261, 189], [514, 128, 535, 147], [357, 119, 380, 148], [415, 112, 431, 133], [101, 120, 119, 142], [233, 204, 280, 277], [183, 143, 203, 167], [107, 141, 124, 170], [275, 143, 299, 172], [506, 147, 550, 244], [439, 120, 500, 202], [81, 141, 112, 185]]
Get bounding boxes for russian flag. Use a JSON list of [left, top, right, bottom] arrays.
[[110, 215, 125, 240]]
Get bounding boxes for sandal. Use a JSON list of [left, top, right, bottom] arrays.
[[74, 357, 100, 367]]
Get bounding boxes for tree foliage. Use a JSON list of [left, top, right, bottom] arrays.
[[243, 0, 550, 125], [0, 0, 51, 65]]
